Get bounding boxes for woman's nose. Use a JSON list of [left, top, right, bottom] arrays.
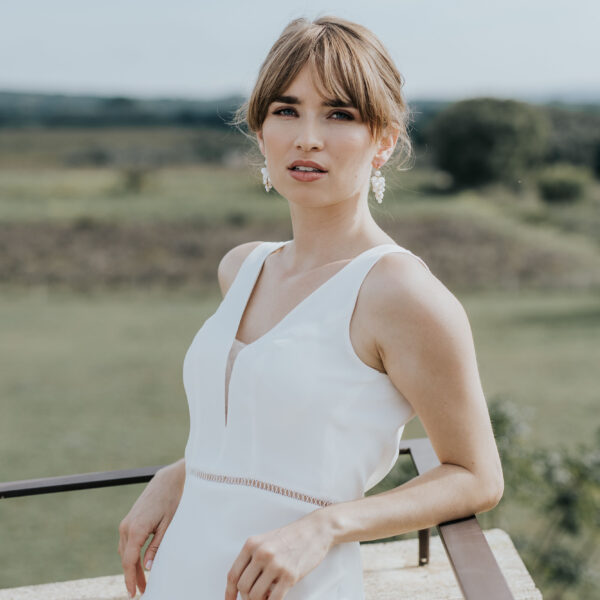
[[294, 119, 324, 151]]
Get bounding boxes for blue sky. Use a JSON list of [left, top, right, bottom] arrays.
[[1, 0, 598, 102]]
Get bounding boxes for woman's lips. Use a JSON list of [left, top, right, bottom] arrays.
[[288, 168, 328, 182]]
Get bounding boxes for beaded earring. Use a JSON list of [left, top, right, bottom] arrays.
[[370, 165, 385, 203], [260, 161, 272, 192]]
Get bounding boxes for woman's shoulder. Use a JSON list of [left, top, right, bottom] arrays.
[[381, 247, 461, 303], [363, 250, 468, 344], [349, 249, 469, 380], [217, 241, 264, 297]]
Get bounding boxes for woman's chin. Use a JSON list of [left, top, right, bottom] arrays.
[[283, 190, 330, 207]]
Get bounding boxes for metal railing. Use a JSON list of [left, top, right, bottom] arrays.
[[0, 437, 514, 599], [399, 438, 514, 599]]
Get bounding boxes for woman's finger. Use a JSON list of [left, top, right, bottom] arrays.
[[141, 527, 165, 572], [266, 576, 292, 600], [135, 558, 147, 596], [121, 530, 148, 598]]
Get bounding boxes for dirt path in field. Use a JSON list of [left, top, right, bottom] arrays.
[[1, 217, 599, 291]]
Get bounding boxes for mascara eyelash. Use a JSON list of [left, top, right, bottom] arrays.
[[272, 108, 353, 120]]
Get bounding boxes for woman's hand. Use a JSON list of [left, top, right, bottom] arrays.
[[118, 458, 185, 598], [224, 510, 334, 600]]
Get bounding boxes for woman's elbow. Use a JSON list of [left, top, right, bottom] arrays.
[[480, 451, 505, 511], [479, 471, 505, 512]]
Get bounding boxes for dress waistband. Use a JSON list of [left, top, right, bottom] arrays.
[[187, 467, 335, 508]]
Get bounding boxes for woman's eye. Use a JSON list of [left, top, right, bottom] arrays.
[[272, 108, 353, 121], [273, 107, 296, 116], [331, 111, 353, 121]]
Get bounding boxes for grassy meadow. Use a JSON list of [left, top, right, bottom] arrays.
[[0, 128, 599, 594]]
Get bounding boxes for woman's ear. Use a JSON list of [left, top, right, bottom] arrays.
[[374, 123, 400, 167], [256, 130, 265, 157]]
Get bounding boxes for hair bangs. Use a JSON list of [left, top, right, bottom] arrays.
[[308, 33, 388, 142]]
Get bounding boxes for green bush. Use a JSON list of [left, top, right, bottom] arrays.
[[487, 395, 600, 598], [536, 163, 590, 204]]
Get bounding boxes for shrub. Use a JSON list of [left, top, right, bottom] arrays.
[[487, 395, 600, 597], [536, 163, 590, 204]]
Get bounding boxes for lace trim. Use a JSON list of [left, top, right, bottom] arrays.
[[188, 468, 334, 507]]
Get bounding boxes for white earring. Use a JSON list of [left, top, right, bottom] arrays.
[[370, 165, 385, 204], [260, 161, 272, 192]]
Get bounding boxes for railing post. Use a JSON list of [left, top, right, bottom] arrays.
[[418, 527, 430, 565]]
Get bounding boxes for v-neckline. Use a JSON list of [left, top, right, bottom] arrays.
[[223, 240, 398, 427], [232, 240, 397, 353]]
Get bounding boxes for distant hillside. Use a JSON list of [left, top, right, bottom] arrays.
[[1, 90, 599, 151], [0, 91, 247, 128], [0, 89, 455, 131], [1, 90, 599, 172]]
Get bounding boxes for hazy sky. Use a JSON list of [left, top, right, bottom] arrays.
[[1, 0, 598, 102]]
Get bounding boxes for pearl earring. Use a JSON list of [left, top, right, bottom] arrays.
[[370, 165, 385, 204], [260, 161, 272, 192]]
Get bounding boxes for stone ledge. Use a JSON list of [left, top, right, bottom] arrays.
[[361, 528, 542, 600], [0, 528, 542, 599]]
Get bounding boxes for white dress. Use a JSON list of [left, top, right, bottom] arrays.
[[141, 240, 430, 599]]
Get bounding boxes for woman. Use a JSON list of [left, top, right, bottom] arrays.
[[118, 15, 504, 600]]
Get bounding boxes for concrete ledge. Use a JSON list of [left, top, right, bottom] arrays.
[[0, 528, 542, 599], [361, 528, 542, 600]]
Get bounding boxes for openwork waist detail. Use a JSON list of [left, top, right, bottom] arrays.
[[188, 468, 334, 507]]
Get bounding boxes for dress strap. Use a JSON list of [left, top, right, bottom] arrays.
[[222, 241, 286, 301], [323, 243, 431, 341], [351, 244, 430, 280], [219, 240, 288, 337]]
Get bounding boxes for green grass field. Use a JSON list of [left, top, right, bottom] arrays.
[[0, 136, 599, 593], [0, 285, 598, 587]]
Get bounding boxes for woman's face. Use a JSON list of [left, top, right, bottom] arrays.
[[257, 64, 395, 207]]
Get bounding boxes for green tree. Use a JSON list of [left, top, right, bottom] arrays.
[[426, 98, 551, 189]]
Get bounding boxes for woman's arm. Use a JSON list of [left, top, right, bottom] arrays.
[[314, 253, 504, 544], [160, 457, 186, 490]]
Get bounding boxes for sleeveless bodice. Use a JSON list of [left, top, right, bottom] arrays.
[[141, 240, 431, 600], [182, 240, 428, 502]]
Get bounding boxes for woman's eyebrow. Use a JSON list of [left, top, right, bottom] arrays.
[[273, 95, 355, 108]]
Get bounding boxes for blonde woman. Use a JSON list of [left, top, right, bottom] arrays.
[[118, 14, 504, 600]]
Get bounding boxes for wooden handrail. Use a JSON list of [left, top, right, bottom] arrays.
[[399, 438, 515, 599], [0, 437, 514, 599]]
